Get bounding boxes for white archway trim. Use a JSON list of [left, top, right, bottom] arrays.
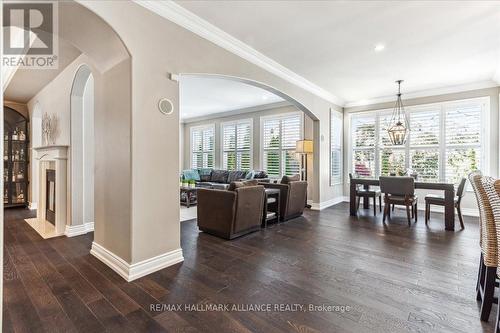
[[134, 0, 345, 106], [179, 73, 320, 121], [70, 64, 95, 234]]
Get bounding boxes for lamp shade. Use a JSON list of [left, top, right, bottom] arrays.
[[295, 139, 313, 154]]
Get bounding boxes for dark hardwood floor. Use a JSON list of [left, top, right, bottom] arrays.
[[3, 203, 495, 332]]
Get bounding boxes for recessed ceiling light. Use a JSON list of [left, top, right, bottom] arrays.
[[374, 44, 385, 52]]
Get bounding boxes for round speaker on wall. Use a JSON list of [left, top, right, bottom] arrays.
[[158, 98, 174, 115]]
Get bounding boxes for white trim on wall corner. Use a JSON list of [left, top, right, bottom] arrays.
[[134, 0, 344, 106], [310, 196, 349, 210], [90, 242, 184, 282], [65, 222, 94, 237]]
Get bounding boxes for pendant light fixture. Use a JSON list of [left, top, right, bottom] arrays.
[[387, 80, 410, 145]]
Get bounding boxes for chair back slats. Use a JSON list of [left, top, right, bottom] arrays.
[[379, 176, 414, 196], [469, 172, 497, 266], [456, 177, 467, 199]]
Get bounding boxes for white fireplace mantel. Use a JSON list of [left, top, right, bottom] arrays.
[[27, 145, 69, 238]]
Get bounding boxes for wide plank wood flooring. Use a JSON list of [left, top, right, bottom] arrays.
[[3, 204, 496, 332]]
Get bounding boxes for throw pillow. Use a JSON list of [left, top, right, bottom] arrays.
[[245, 170, 255, 179], [281, 174, 300, 184], [182, 169, 200, 181], [228, 170, 247, 183], [254, 170, 268, 179], [210, 169, 229, 183], [198, 168, 212, 182]]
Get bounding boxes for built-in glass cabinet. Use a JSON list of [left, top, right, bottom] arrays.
[[4, 107, 29, 207]]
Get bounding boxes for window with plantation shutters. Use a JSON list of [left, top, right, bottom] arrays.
[[444, 101, 483, 185], [222, 120, 252, 171], [351, 113, 376, 177], [191, 125, 214, 169], [330, 110, 342, 184], [409, 108, 440, 182], [261, 113, 302, 178], [350, 97, 487, 185]]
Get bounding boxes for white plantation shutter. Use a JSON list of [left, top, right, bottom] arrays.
[[222, 120, 252, 171], [330, 110, 342, 184], [408, 108, 440, 182], [191, 125, 214, 169], [350, 97, 486, 185], [351, 113, 376, 177], [445, 102, 483, 184], [262, 113, 302, 178]]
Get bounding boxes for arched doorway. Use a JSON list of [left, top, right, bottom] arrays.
[[70, 65, 94, 229]]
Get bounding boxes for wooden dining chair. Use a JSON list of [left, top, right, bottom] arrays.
[[349, 173, 381, 216], [379, 176, 417, 225], [424, 177, 466, 229], [469, 171, 498, 322]]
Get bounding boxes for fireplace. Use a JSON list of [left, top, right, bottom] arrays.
[[45, 169, 56, 225]]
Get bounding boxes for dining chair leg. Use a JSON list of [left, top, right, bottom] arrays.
[[456, 205, 465, 229], [379, 196, 382, 212], [411, 204, 414, 218], [357, 196, 361, 211], [373, 196, 377, 216], [425, 202, 429, 224], [480, 266, 497, 321], [392, 204, 395, 212], [477, 253, 485, 301], [406, 204, 411, 226], [415, 202, 418, 223], [383, 202, 388, 222]]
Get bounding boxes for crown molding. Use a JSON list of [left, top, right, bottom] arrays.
[[345, 80, 499, 108], [134, 0, 344, 106], [181, 101, 291, 124]]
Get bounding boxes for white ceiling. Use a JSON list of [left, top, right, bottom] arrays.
[[176, 1, 500, 104], [180, 76, 284, 120]]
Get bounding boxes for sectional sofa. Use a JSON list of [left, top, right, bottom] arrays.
[[181, 168, 270, 190]]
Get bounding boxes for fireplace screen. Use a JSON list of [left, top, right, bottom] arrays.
[[46, 169, 56, 225]]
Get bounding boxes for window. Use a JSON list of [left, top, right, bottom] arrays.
[[330, 110, 343, 185], [261, 113, 302, 178], [349, 97, 487, 184], [191, 125, 214, 169], [221, 120, 252, 170]]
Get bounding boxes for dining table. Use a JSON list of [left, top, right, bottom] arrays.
[[349, 177, 456, 231]]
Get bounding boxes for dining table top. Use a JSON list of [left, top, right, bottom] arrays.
[[350, 177, 455, 191]]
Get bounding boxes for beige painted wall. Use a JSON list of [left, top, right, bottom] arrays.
[[78, 0, 346, 265], [343, 86, 500, 214], [182, 105, 316, 199]]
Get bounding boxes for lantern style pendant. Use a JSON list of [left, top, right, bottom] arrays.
[[387, 80, 410, 145]]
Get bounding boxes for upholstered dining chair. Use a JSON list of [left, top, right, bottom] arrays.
[[424, 177, 466, 229], [379, 176, 417, 225], [482, 176, 500, 332], [349, 173, 382, 216], [469, 171, 498, 322]]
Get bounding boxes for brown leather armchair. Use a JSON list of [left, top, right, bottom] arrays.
[[261, 181, 308, 221], [197, 185, 265, 239]]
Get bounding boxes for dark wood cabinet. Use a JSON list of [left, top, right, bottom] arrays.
[[4, 107, 29, 208]]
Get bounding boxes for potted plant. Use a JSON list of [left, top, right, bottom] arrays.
[[182, 178, 189, 188], [189, 179, 196, 188]]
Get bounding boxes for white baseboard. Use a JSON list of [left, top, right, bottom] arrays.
[[28, 202, 38, 210], [65, 221, 94, 237], [310, 196, 349, 210], [90, 242, 184, 282]]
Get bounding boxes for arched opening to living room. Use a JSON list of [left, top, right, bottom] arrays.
[[178, 74, 319, 226]]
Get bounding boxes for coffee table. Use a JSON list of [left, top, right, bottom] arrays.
[[180, 187, 198, 208]]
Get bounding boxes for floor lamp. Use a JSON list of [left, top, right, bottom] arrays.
[[296, 139, 313, 209]]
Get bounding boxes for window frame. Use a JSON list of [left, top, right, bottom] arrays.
[[347, 97, 489, 186], [220, 118, 253, 171], [330, 109, 343, 186], [190, 123, 215, 169], [260, 111, 304, 179]]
